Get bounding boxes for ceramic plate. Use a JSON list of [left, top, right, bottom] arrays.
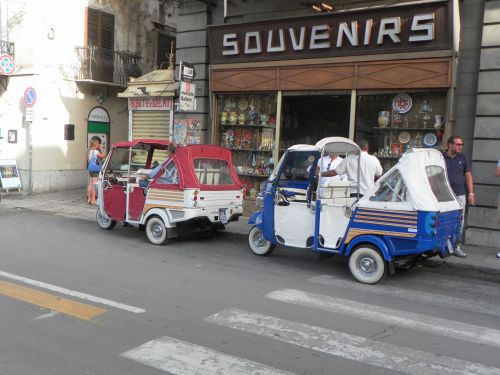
[[423, 132, 438, 147], [392, 93, 413, 114], [243, 130, 252, 140], [398, 131, 411, 144]]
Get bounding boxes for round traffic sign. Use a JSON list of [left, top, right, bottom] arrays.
[[0, 54, 15, 75], [24, 87, 37, 107]]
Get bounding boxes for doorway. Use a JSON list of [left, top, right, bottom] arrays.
[[280, 94, 350, 148]]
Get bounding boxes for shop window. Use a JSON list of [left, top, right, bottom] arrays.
[[216, 93, 277, 197], [370, 170, 410, 202], [355, 91, 447, 172], [426, 165, 455, 202], [194, 158, 235, 185]]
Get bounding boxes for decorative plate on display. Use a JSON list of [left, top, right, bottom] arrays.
[[238, 98, 248, 111], [243, 130, 252, 141], [226, 129, 234, 137], [398, 131, 411, 144], [392, 93, 413, 114], [423, 132, 438, 147]]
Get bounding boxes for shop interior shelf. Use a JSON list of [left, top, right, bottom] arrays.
[[236, 172, 270, 178], [220, 123, 276, 129], [228, 148, 272, 152], [374, 127, 440, 131]]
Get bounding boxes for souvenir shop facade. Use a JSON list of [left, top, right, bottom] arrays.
[[207, 0, 457, 197]]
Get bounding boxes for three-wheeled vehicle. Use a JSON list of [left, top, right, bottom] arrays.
[[248, 137, 462, 284], [96, 139, 244, 244]]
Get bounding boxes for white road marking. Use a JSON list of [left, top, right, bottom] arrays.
[[35, 311, 59, 320], [121, 336, 295, 375], [308, 275, 500, 317], [206, 308, 500, 375], [267, 289, 500, 348], [0, 270, 145, 314]]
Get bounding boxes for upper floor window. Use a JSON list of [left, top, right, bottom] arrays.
[[86, 8, 114, 50]]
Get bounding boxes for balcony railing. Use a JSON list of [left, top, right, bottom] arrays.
[[0, 40, 15, 57], [74, 46, 140, 86]]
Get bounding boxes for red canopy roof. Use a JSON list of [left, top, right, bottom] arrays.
[[150, 144, 243, 191]]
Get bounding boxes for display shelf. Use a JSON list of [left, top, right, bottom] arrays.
[[220, 123, 276, 129], [237, 172, 270, 178], [374, 127, 441, 131], [227, 148, 272, 152]]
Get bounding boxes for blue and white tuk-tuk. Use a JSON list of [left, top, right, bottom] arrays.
[[248, 137, 462, 284]]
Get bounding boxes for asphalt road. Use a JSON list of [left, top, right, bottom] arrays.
[[0, 207, 499, 375]]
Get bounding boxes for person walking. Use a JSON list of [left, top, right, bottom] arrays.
[[443, 135, 474, 258], [86, 137, 106, 205], [324, 139, 383, 197]]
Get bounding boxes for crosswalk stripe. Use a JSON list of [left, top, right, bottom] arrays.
[[121, 336, 295, 375], [404, 274, 500, 298], [206, 308, 500, 375], [267, 289, 500, 348], [308, 275, 500, 317]]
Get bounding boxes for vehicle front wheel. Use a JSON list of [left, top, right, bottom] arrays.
[[348, 245, 387, 284], [96, 209, 116, 230], [146, 216, 169, 245], [248, 226, 275, 256]]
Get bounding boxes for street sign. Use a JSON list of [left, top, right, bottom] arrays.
[[179, 81, 196, 111], [0, 54, 15, 75], [179, 60, 195, 82], [24, 87, 37, 107], [25, 108, 34, 122]]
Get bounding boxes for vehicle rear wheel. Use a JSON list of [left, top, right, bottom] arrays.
[[96, 209, 116, 230], [146, 216, 169, 245], [248, 226, 275, 256], [348, 245, 387, 284]]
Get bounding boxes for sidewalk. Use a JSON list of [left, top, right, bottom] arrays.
[[1, 188, 499, 277]]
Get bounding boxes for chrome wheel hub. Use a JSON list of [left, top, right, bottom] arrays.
[[254, 232, 266, 248], [152, 224, 163, 238], [359, 256, 376, 274]]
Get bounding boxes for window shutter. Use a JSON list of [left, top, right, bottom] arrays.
[[85, 8, 114, 50], [86, 8, 99, 47], [101, 12, 114, 50]]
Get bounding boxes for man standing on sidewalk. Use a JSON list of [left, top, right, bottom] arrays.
[[443, 135, 475, 258]]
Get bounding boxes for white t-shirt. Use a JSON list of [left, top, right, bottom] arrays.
[[334, 151, 383, 196], [319, 155, 345, 186]]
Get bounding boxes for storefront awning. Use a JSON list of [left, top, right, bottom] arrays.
[[118, 68, 178, 98]]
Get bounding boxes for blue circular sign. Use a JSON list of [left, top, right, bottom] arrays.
[[24, 87, 36, 107]]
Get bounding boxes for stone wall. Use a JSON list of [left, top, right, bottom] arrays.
[[464, 0, 500, 248]]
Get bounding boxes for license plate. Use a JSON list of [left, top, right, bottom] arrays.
[[219, 209, 228, 224]]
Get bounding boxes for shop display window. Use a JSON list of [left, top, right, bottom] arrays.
[[355, 91, 447, 171], [216, 93, 277, 197]]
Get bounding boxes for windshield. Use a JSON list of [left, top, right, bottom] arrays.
[[278, 151, 317, 182], [269, 153, 286, 182], [426, 165, 455, 202]]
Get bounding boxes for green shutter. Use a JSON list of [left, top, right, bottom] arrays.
[[87, 121, 110, 133]]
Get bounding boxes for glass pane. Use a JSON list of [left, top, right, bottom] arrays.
[[370, 170, 409, 202], [426, 165, 455, 202], [193, 158, 235, 185], [157, 161, 179, 185], [278, 152, 317, 182]]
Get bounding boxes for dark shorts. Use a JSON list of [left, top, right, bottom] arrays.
[[89, 171, 99, 178]]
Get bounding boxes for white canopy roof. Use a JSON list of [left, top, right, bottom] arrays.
[[315, 137, 360, 152], [360, 148, 461, 212]]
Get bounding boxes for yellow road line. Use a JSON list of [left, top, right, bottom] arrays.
[[0, 280, 107, 320]]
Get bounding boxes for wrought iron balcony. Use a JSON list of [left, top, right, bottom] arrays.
[[0, 40, 15, 57], [74, 46, 140, 86]]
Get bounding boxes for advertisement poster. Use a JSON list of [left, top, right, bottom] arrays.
[[0, 159, 22, 189], [172, 115, 202, 145]]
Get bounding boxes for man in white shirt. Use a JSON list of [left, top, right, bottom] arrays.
[[323, 140, 383, 196]]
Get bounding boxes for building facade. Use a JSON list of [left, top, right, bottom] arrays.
[[175, 0, 499, 248], [0, 0, 177, 193]]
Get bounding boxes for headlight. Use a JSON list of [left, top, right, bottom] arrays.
[[256, 195, 264, 208]]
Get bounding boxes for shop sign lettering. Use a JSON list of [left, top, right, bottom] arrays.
[[128, 98, 173, 110], [222, 14, 434, 56], [179, 82, 196, 111], [208, 2, 450, 64]]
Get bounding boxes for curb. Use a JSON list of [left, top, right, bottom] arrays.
[[422, 257, 500, 277]]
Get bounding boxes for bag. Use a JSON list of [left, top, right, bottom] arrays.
[[88, 152, 101, 173]]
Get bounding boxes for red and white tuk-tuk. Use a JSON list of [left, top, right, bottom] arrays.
[[96, 139, 244, 244]]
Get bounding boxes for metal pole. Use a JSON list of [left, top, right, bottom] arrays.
[[28, 121, 32, 194]]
